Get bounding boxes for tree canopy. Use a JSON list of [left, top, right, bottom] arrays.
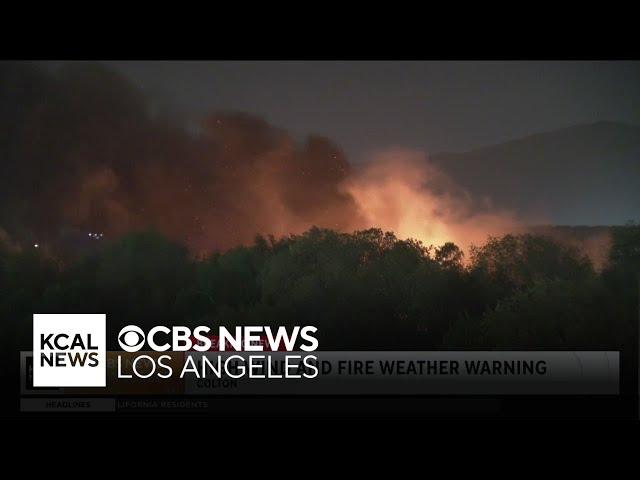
[[1, 226, 637, 352]]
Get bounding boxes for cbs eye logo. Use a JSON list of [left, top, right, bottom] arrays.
[[118, 325, 145, 352]]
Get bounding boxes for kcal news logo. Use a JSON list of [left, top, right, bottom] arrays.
[[33, 314, 106, 387]]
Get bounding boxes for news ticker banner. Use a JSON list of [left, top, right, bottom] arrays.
[[21, 350, 619, 396]]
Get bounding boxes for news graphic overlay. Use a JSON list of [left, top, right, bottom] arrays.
[[114, 325, 319, 381], [33, 314, 106, 387]]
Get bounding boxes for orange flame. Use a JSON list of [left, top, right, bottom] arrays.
[[342, 149, 521, 252]]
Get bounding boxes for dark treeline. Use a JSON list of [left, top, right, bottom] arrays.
[[1, 226, 638, 352]]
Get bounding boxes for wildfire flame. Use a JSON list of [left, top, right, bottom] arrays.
[[342, 149, 521, 251]]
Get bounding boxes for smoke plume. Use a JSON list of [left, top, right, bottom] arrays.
[[343, 150, 521, 251], [0, 62, 520, 254]]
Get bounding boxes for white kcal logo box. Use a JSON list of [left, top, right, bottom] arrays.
[[33, 314, 106, 387]]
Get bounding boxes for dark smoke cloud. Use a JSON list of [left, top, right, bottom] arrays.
[[0, 62, 363, 252], [0, 62, 621, 269]]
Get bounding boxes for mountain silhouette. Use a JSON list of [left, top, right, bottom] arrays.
[[431, 122, 640, 225]]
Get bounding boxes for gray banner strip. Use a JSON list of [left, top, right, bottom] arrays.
[[20, 398, 116, 412], [184, 351, 619, 395]]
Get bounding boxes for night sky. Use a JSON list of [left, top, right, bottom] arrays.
[[96, 61, 640, 160], [4, 60, 638, 251]]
